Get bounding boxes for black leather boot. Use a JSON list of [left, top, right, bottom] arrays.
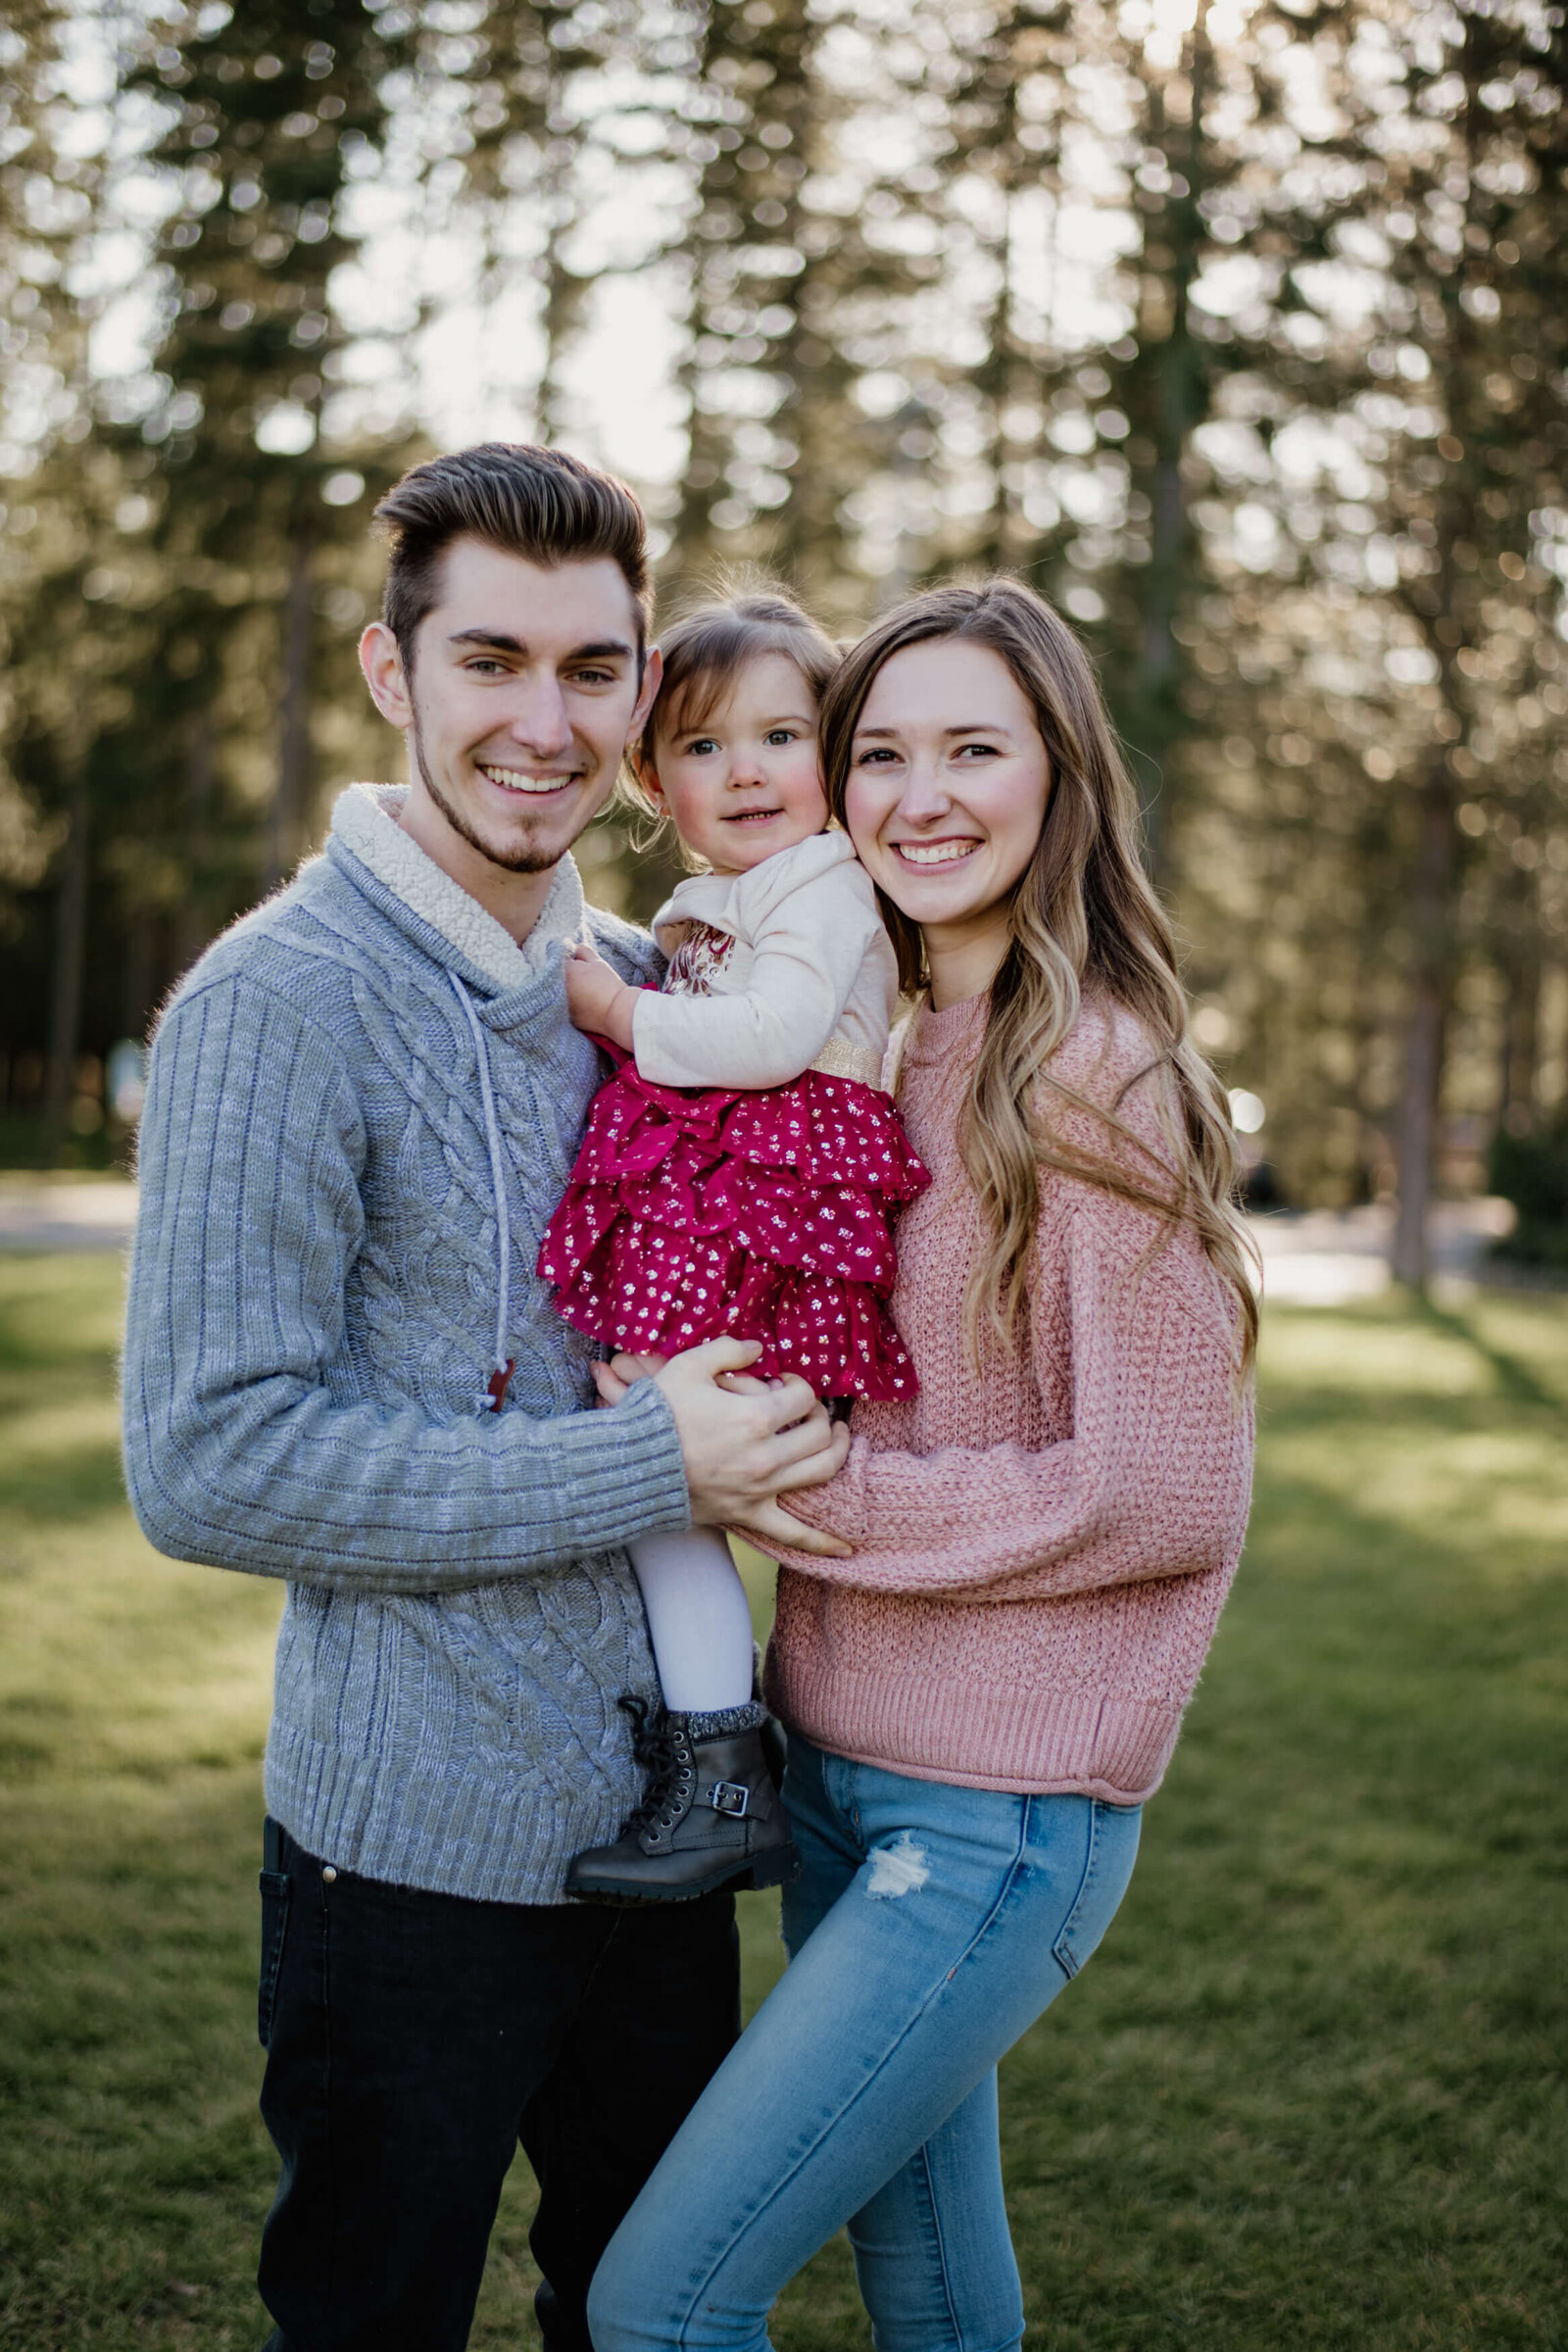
[[565, 1698, 799, 1903]]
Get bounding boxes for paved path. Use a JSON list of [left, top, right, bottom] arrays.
[[0, 1178, 1520, 1305], [0, 1178, 139, 1253], [1248, 1200, 1514, 1304]]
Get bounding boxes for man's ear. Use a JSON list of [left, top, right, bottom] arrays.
[[626, 644, 663, 745], [626, 742, 666, 808], [360, 621, 414, 729]]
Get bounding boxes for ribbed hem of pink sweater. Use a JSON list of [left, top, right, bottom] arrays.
[[768, 1657, 1181, 1805]]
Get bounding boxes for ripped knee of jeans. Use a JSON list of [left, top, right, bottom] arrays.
[[865, 1832, 929, 1899]]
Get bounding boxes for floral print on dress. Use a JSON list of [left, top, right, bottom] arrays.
[[664, 920, 736, 999], [536, 1052, 930, 1402]]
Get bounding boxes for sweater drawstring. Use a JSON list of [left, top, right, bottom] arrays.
[[449, 973, 515, 1414]]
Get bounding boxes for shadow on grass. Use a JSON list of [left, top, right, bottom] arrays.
[[1414, 1295, 1562, 1409], [0, 1441, 128, 1522]]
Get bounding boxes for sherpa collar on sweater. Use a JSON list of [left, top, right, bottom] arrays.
[[329, 782, 585, 992]]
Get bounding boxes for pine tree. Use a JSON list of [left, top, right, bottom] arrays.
[[122, 0, 420, 892]]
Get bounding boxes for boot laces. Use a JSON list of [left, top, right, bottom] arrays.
[[616, 1694, 693, 1834]]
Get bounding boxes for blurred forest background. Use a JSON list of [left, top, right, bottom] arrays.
[[2, 0, 1567, 1286]]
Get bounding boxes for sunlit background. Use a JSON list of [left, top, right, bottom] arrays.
[[3, 0, 1566, 1286]]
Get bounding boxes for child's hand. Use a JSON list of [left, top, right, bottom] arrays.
[[564, 942, 637, 1052], [592, 1350, 668, 1406]]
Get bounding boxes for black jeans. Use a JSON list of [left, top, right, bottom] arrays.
[[256, 1818, 740, 2352]]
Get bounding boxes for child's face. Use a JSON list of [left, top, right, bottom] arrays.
[[646, 653, 828, 876]]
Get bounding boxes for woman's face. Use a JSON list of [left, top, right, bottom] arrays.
[[844, 639, 1052, 1000]]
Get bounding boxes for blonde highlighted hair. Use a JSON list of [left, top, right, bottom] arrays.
[[819, 577, 1258, 1373]]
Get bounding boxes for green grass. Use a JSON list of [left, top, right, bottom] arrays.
[[1, 1257, 1564, 2349]]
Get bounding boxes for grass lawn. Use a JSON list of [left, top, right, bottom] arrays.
[[1, 1252, 1564, 2350]]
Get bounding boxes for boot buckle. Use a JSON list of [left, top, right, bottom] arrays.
[[708, 1781, 750, 1818]]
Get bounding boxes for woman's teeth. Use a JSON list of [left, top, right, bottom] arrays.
[[479, 762, 574, 795], [896, 840, 977, 865]]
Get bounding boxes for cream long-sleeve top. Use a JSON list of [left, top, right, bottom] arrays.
[[630, 830, 900, 1092], [762, 988, 1256, 1805]]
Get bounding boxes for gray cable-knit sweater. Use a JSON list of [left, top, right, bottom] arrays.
[[122, 784, 692, 1903]]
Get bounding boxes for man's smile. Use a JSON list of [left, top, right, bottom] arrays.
[[476, 760, 583, 797]]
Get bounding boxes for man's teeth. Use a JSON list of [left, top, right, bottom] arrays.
[[898, 840, 977, 865], [479, 763, 574, 795]]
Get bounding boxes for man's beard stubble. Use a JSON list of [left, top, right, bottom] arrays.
[[408, 707, 585, 877]]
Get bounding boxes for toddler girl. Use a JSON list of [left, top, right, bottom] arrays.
[[537, 592, 927, 1901]]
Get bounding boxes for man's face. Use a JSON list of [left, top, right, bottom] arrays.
[[361, 537, 658, 877]]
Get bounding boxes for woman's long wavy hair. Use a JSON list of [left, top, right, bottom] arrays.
[[820, 578, 1258, 1374]]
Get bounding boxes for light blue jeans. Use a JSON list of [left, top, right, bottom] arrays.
[[588, 1736, 1142, 2352]]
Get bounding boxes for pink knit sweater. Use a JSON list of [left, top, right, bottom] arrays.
[[763, 989, 1254, 1804]]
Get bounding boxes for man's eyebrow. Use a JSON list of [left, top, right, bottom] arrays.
[[447, 628, 525, 653], [444, 629, 635, 662]]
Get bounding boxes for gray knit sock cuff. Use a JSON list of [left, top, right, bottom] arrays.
[[685, 1700, 766, 1740]]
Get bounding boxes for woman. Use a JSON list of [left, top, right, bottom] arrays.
[[588, 579, 1257, 2352]]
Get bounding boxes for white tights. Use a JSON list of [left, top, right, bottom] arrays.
[[626, 1528, 759, 1714]]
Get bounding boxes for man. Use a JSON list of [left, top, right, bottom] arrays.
[[122, 442, 848, 2352]]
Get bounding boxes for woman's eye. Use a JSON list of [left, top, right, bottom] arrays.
[[955, 741, 1000, 760], [854, 746, 897, 765]]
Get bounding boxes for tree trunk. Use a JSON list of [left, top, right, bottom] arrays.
[[174, 709, 216, 981], [1123, 0, 1210, 878], [269, 530, 314, 888], [1495, 870, 1541, 1137], [42, 768, 91, 1164], [1391, 756, 1456, 1288], [1392, 33, 1487, 1291], [536, 137, 584, 447]]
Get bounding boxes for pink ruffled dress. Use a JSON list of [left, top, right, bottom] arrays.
[[538, 832, 929, 1401]]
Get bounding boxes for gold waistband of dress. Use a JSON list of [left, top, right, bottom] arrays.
[[809, 1034, 884, 1089]]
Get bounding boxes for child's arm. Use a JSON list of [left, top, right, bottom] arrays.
[[564, 944, 639, 1052], [571, 860, 889, 1091]]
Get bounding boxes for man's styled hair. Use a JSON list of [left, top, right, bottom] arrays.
[[372, 442, 652, 667]]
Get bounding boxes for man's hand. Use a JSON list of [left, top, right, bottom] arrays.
[[564, 941, 637, 1052], [612, 1338, 853, 1558]]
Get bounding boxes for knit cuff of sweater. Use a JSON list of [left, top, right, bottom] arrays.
[[771, 1450, 866, 1551], [575, 1374, 694, 1550]]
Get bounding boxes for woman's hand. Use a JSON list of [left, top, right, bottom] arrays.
[[564, 942, 638, 1051]]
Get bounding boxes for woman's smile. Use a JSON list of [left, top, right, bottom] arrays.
[[889, 837, 982, 867]]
